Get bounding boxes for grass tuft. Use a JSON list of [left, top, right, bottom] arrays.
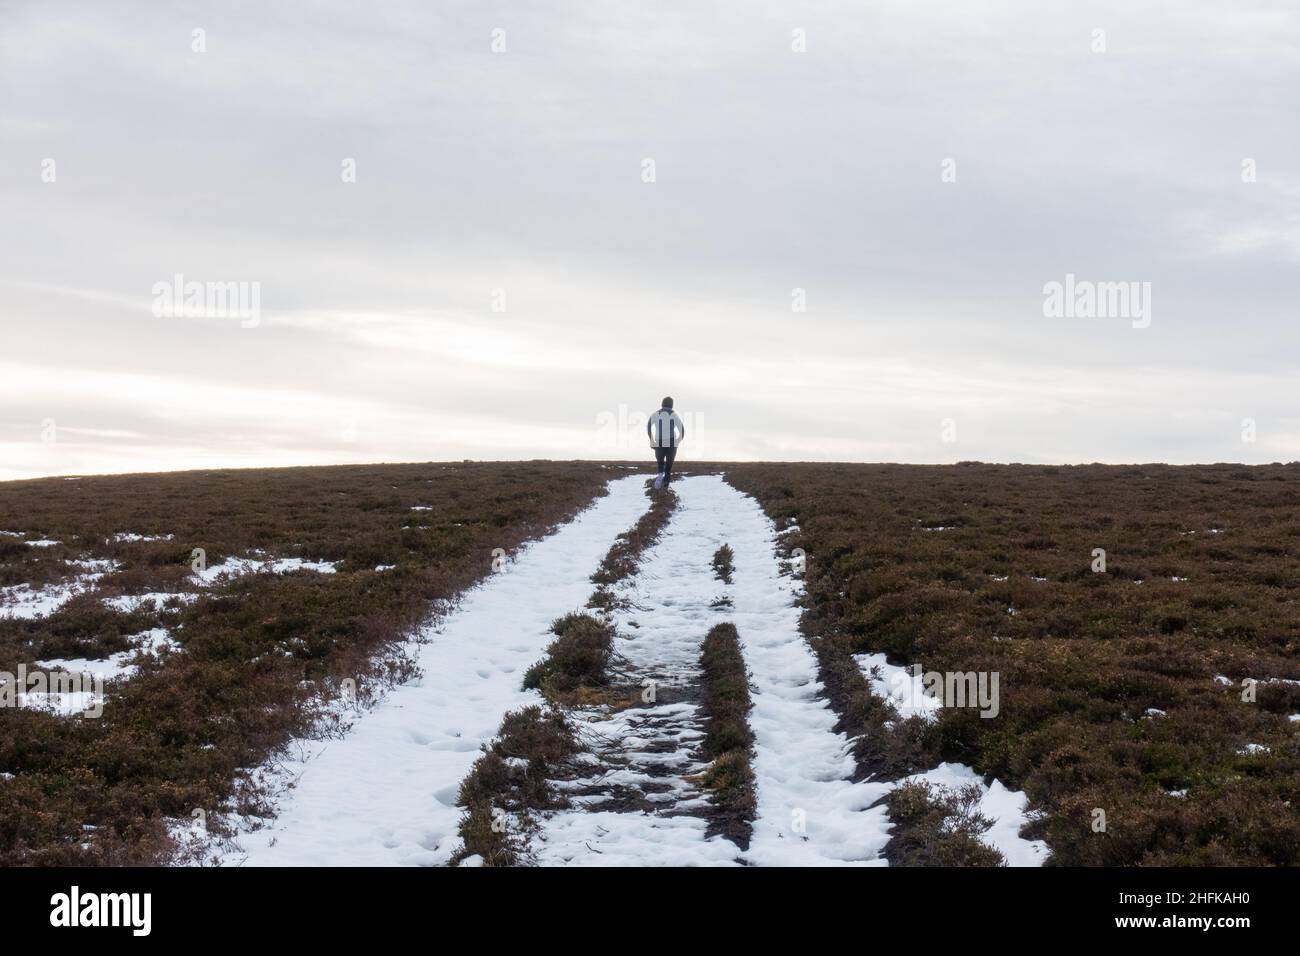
[[522, 613, 614, 698], [712, 544, 734, 584], [454, 705, 579, 867], [698, 622, 756, 848], [885, 780, 1005, 867]]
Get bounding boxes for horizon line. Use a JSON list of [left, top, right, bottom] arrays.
[[6, 457, 1300, 485]]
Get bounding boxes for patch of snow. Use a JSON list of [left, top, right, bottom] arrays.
[[1214, 675, 1233, 686], [66, 558, 119, 573], [37, 652, 134, 682], [192, 555, 338, 585], [539, 805, 738, 867], [854, 653, 942, 722], [16, 691, 103, 715], [134, 627, 177, 655], [848, 647, 1045, 858], [1, 581, 86, 620], [26, 539, 60, 547], [841, 681, 1045, 862], [104, 592, 198, 614], [1144, 708, 1166, 718], [111, 532, 175, 543], [1167, 789, 1187, 798], [0, 558, 118, 619], [37, 628, 177, 682], [904, 763, 1049, 867], [268, 557, 338, 575], [1238, 743, 1270, 755], [374, 564, 396, 572]]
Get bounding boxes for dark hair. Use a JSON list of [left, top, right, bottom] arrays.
[[661, 396, 673, 409]]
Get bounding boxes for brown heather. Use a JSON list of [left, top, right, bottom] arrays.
[[698, 622, 756, 848], [10, 460, 1298, 867], [722, 461, 1300, 865]]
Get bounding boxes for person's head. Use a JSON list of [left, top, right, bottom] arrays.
[[661, 396, 674, 409]]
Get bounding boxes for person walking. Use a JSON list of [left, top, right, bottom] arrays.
[[646, 397, 685, 488]]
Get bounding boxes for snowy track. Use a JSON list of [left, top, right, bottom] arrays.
[[233, 475, 649, 866], [534, 477, 743, 866], [229, 471, 1042, 867], [535, 475, 891, 865], [715, 478, 892, 864]]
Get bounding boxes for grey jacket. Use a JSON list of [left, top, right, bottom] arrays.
[[647, 407, 685, 448]]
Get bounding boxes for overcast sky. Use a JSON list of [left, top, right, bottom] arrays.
[[3, 0, 1298, 479]]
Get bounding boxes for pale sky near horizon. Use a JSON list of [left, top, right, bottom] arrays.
[[3, 1, 1299, 480]]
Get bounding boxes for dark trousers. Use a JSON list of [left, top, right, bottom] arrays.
[[654, 445, 678, 482]]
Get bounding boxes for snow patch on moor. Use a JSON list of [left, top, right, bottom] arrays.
[[850, 659, 1048, 866], [37, 628, 178, 682], [0, 560, 120, 620], [192, 555, 338, 585]]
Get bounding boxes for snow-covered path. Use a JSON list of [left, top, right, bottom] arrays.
[[716, 478, 893, 865], [233, 475, 649, 867], [533, 477, 743, 866], [535, 474, 891, 865], [230, 470, 1043, 867]]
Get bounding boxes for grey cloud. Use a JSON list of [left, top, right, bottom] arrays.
[[3, 0, 1299, 478]]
